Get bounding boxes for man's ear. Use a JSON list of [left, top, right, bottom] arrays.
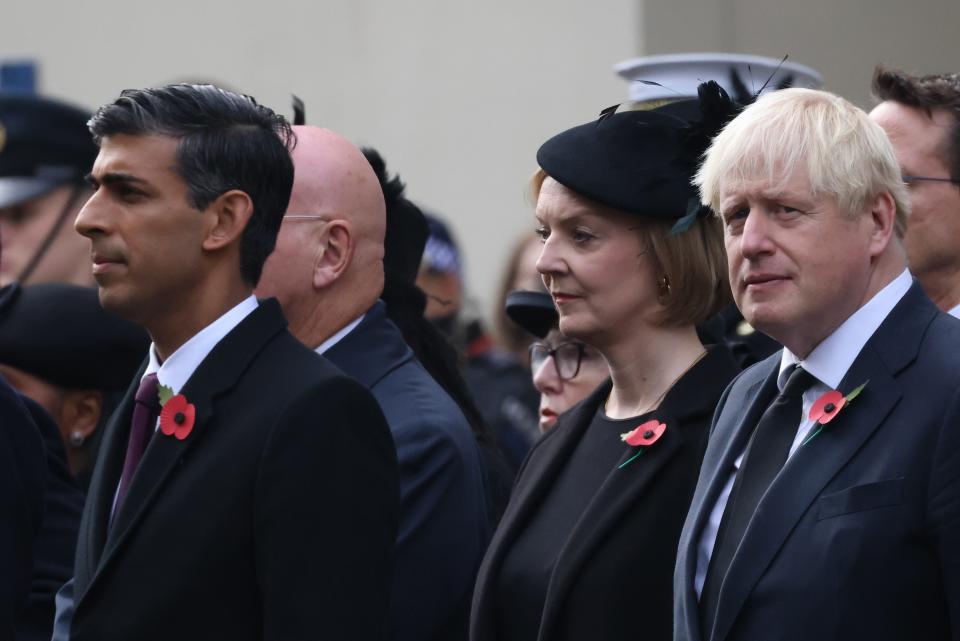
[[867, 191, 896, 258], [313, 220, 354, 289], [201, 190, 254, 251]]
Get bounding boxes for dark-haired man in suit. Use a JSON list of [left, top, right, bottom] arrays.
[[674, 87, 960, 641], [53, 84, 400, 641]]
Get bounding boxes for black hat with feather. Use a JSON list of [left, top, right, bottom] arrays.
[[535, 81, 739, 235]]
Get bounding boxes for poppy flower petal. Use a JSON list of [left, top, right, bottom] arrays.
[[622, 419, 667, 447], [160, 395, 195, 439], [817, 396, 846, 424], [809, 390, 845, 424]]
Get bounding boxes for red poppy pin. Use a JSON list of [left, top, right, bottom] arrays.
[[618, 419, 667, 469], [157, 384, 196, 441], [802, 381, 868, 446]]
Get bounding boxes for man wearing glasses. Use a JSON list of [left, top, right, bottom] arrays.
[[870, 66, 960, 317], [256, 125, 490, 641]]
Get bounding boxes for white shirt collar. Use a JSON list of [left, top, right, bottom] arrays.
[[143, 295, 259, 394], [949, 302, 960, 319], [779, 269, 912, 390], [314, 314, 365, 355]]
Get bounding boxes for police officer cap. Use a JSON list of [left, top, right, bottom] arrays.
[[505, 290, 558, 339], [536, 81, 736, 222], [0, 94, 98, 208], [0, 283, 149, 390]]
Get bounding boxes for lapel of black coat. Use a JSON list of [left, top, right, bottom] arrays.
[[710, 282, 935, 641], [536, 346, 739, 641], [471, 379, 609, 641], [75, 298, 288, 605]]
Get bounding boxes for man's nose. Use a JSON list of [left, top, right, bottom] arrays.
[[74, 192, 107, 239], [738, 209, 775, 260]]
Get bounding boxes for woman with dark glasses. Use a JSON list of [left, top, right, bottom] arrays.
[[471, 83, 741, 641], [505, 289, 608, 433]]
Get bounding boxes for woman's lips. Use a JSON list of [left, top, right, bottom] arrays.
[[551, 292, 580, 304]]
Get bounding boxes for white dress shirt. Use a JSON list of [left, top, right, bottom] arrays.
[[144, 295, 259, 396], [949, 302, 960, 319], [694, 269, 913, 597]]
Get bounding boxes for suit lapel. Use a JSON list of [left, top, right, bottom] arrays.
[[472, 381, 609, 641], [676, 357, 778, 641], [78, 299, 288, 604], [74, 368, 142, 594], [710, 283, 934, 641]]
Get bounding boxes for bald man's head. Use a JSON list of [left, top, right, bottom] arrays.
[[256, 126, 388, 347]]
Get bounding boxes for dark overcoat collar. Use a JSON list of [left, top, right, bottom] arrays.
[[323, 300, 413, 389]]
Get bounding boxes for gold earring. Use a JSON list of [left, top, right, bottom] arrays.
[[657, 275, 671, 303]]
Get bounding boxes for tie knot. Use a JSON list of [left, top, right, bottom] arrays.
[[780, 365, 815, 399], [135, 373, 161, 410]]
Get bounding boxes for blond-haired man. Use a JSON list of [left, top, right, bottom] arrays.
[[674, 88, 960, 641]]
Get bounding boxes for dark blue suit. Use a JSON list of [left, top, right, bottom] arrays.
[[0, 377, 46, 641], [675, 283, 960, 641], [326, 301, 491, 641]]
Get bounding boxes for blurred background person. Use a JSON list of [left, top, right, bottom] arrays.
[[494, 233, 544, 365], [0, 282, 149, 489], [363, 147, 514, 523], [418, 214, 540, 470], [504, 289, 608, 433], [470, 82, 740, 641], [256, 126, 490, 641], [870, 66, 960, 317], [0, 94, 96, 286]]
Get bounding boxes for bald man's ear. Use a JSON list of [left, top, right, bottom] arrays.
[[201, 190, 254, 252], [313, 220, 354, 289]]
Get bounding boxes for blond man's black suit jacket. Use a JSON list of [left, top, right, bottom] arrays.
[[674, 283, 960, 641], [70, 299, 400, 641]]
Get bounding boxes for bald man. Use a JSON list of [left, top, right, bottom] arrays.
[[256, 127, 490, 641]]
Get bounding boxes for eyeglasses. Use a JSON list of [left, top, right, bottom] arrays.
[[902, 175, 960, 187], [529, 341, 586, 381], [283, 214, 329, 221]]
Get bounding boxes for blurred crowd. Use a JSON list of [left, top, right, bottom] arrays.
[[0, 52, 958, 641]]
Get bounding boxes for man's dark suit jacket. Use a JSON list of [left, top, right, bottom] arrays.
[[471, 346, 739, 641], [69, 299, 400, 641], [0, 378, 45, 641], [674, 283, 960, 641], [326, 301, 491, 641]]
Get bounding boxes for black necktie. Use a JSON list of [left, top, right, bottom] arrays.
[[699, 365, 816, 638]]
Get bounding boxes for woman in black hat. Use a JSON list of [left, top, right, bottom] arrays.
[[470, 83, 741, 641], [505, 290, 608, 433]]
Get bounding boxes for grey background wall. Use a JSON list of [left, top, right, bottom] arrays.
[[2, 0, 957, 323]]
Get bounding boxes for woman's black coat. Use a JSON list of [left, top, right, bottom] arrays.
[[470, 346, 739, 641]]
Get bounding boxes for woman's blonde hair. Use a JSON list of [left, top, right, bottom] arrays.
[[696, 88, 910, 237]]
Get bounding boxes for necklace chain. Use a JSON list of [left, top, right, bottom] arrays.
[[605, 349, 707, 418]]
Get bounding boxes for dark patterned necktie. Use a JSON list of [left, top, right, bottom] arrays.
[[113, 373, 161, 518], [700, 365, 816, 637]]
